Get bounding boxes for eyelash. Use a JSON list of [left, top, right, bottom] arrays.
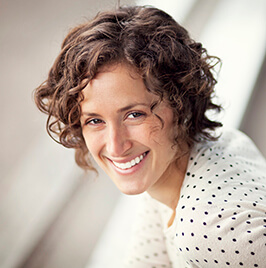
[[127, 111, 145, 119], [84, 111, 146, 126], [85, 118, 104, 125]]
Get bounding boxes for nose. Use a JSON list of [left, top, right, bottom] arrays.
[[105, 124, 132, 157]]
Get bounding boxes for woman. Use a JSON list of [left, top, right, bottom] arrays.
[[35, 6, 266, 267]]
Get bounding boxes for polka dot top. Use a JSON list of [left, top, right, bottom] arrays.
[[124, 129, 266, 267]]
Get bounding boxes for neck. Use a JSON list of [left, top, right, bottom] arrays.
[[147, 152, 189, 210]]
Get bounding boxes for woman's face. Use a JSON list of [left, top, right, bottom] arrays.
[[80, 64, 178, 195]]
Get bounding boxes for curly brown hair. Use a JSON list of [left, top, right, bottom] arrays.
[[34, 5, 222, 170]]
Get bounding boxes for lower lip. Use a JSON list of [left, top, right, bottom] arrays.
[[109, 152, 149, 175]]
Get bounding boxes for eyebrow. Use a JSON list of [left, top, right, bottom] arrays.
[[81, 102, 150, 117], [117, 103, 150, 113]]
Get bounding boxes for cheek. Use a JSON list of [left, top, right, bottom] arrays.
[[150, 104, 175, 138], [148, 117, 175, 146], [82, 131, 102, 158], [132, 120, 163, 146]]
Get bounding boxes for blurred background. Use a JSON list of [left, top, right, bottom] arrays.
[[0, 0, 265, 267]]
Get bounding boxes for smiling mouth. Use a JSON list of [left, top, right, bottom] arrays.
[[112, 152, 148, 170]]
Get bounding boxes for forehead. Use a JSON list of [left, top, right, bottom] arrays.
[[81, 64, 157, 109]]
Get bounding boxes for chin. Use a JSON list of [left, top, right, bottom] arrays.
[[121, 188, 146, 196], [116, 182, 148, 196]]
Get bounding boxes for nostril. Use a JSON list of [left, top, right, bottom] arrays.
[[106, 139, 132, 158]]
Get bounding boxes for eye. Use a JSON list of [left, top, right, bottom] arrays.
[[85, 118, 104, 125], [127, 112, 145, 119]]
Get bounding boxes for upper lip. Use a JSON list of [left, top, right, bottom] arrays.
[[107, 151, 148, 164]]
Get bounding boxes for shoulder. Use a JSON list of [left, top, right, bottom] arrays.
[[171, 128, 266, 267], [178, 128, 266, 221], [182, 128, 266, 195]]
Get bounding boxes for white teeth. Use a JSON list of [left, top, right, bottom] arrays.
[[112, 152, 147, 170]]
